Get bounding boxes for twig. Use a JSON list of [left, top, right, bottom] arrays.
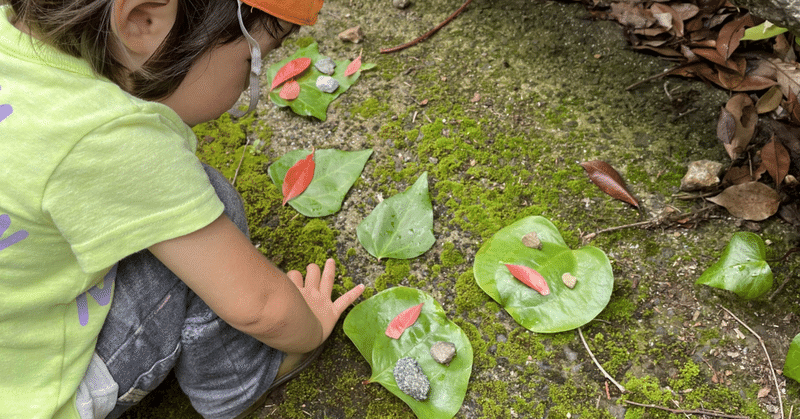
[[581, 206, 716, 243], [719, 305, 784, 419], [769, 273, 794, 301], [232, 139, 249, 186], [577, 328, 627, 393], [582, 220, 653, 242], [380, 0, 473, 53], [622, 400, 750, 419]]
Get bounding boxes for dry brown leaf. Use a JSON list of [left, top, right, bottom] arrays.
[[722, 165, 754, 185], [756, 86, 783, 113], [579, 160, 639, 208], [707, 182, 781, 220], [767, 58, 800, 98], [672, 3, 700, 21], [721, 93, 757, 160], [732, 75, 777, 92], [716, 14, 753, 60], [717, 106, 736, 145], [761, 138, 791, 188], [757, 386, 771, 398]]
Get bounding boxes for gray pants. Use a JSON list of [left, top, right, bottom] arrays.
[[96, 164, 283, 419]]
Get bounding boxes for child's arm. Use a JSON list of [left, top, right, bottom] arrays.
[[149, 214, 364, 354]]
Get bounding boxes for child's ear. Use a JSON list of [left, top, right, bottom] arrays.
[[112, 0, 178, 66]]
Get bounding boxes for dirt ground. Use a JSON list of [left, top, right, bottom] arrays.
[[121, 0, 800, 418]]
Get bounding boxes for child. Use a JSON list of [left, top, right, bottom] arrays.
[[0, 0, 365, 418]]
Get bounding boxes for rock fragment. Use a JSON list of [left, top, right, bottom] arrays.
[[521, 231, 542, 249], [562, 272, 577, 289], [314, 57, 336, 75], [393, 357, 430, 401], [316, 76, 339, 93], [430, 341, 457, 365], [338, 26, 365, 43], [680, 160, 723, 191], [393, 0, 411, 9]]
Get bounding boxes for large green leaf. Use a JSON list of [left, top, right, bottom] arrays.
[[268, 148, 372, 217], [784, 333, 800, 383], [357, 172, 435, 260], [473, 216, 613, 333], [343, 287, 473, 419], [266, 42, 376, 121], [695, 232, 773, 300]]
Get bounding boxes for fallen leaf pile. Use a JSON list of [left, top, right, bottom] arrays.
[[578, 0, 800, 222]]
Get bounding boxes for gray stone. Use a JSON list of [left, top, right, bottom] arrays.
[[314, 57, 336, 75], [680, 160, 723, 191], [393, 357, 430, 401], [732, 0, 800, 34], [430, 341, 457, 365], [315, 76, 339, 93], [393, 0, 411, 9]]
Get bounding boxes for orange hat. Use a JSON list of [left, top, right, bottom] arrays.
[[241, 0, 324, 26]]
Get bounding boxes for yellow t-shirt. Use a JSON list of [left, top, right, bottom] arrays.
[[0, 6, 224, 418]]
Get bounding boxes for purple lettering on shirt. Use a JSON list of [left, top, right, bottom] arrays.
[[0, 214, 28, 252], [0, 104, 11, 123], [76, 265, 117, 326]]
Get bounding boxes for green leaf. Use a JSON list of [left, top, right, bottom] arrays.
[[265, 42, 375, 121], [268, 148, 372, 217], [784, 333, 800, 383], [343, 287, 473, 419], [473, 216, 614, 333], [695, 232, 773, 300], [357, 172, 435, 260], [741, 22, 789, 41]]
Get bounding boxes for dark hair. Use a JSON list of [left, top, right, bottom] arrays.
[[4, 0, 293, 100]]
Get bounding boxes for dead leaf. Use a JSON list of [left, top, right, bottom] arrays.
[[757, 386, 771, 398], [756, 86, 783, 113], [716, 13, 753, 60], [721, 93, 757, 160], [767, 58, 800, 98], [722, 165, 754, 185], [717, 106, 736, 145], [786, 90, 800, 125], [761, 138, 791, 188], [778, 202, 800, 226], [707, 182, 781, 220], [579, 160, 639, 208]]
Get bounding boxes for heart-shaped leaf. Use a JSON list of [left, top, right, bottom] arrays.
[[269, 148, 372, 217], [783, 332, 800, 383], [343, 287, 473, 419], [357, 172, 435, 260], [695, 232, 773, 300], [266, 42, 376, 121], [473, 216, 614, 333]]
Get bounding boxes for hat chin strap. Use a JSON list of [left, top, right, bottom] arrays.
[[228, 0, 262, 117]]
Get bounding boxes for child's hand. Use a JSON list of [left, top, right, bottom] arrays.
[[287, 259, 365, 342]]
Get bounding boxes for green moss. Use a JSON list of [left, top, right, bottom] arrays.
[[440, 241, 465, 268], [352, 97, 389, 119], [374, 259, 411, 292]]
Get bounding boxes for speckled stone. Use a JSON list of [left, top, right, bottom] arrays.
[[314, 57, 336, 75], [430, 341, 457, 365], [680, 160, 723, 191], [315, 76, 339, 93], [393, 0, 411, 9], [393, 357, 430, 401]]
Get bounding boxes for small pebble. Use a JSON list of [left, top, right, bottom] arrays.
[[680, 160, 723, 191], [562, 272, 577, 289], [430, 341, 457, 365], [314, 57, 336, 75], [316, 76, 339, 93], [393, 357, 430, 401], [393, 0, 411, 8], [338, 26, 364, 43], [521, 231, 542, 250]]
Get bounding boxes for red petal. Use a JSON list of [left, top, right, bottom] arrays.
[[385, 302, 424, 339], [279, 80, 301, 100], [344, 55, 362, 76], [505, 264, 550, 296], [282, 148, 315, 205], [271, 57, 311, 90]]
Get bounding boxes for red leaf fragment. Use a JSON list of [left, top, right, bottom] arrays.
[[579, 160, 639, 208], [282, 148, 315, 205], [385, 302, 424, 339], [271, 57, 311, 90], [279, 80, 301, 100], [505, 264, 550, 296], [345, 54, 362, 76]]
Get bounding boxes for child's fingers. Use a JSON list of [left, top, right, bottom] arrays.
[[287, 270, 304, 289], [304, 262, 321, 290], [319, 258, 336, 297], [333, 284, 365, 317]]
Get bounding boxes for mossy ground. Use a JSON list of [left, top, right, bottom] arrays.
[[121, 0, 799, 418]]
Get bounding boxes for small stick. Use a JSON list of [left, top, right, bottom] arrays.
[[719, 305, 784, 419], [232, 139, 250, 186], [380, 0, 473, 54], [622, 400, 750, 419], [577, 328, 627, 393]]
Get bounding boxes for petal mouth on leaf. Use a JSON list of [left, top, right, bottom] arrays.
[[345, 54, 362, 76], [505, 264, 550, 295], [271, 57, 311, 90], [385, 302, 424, 339], [279, 80, 301, 100], [281, 148, 315, 205]]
